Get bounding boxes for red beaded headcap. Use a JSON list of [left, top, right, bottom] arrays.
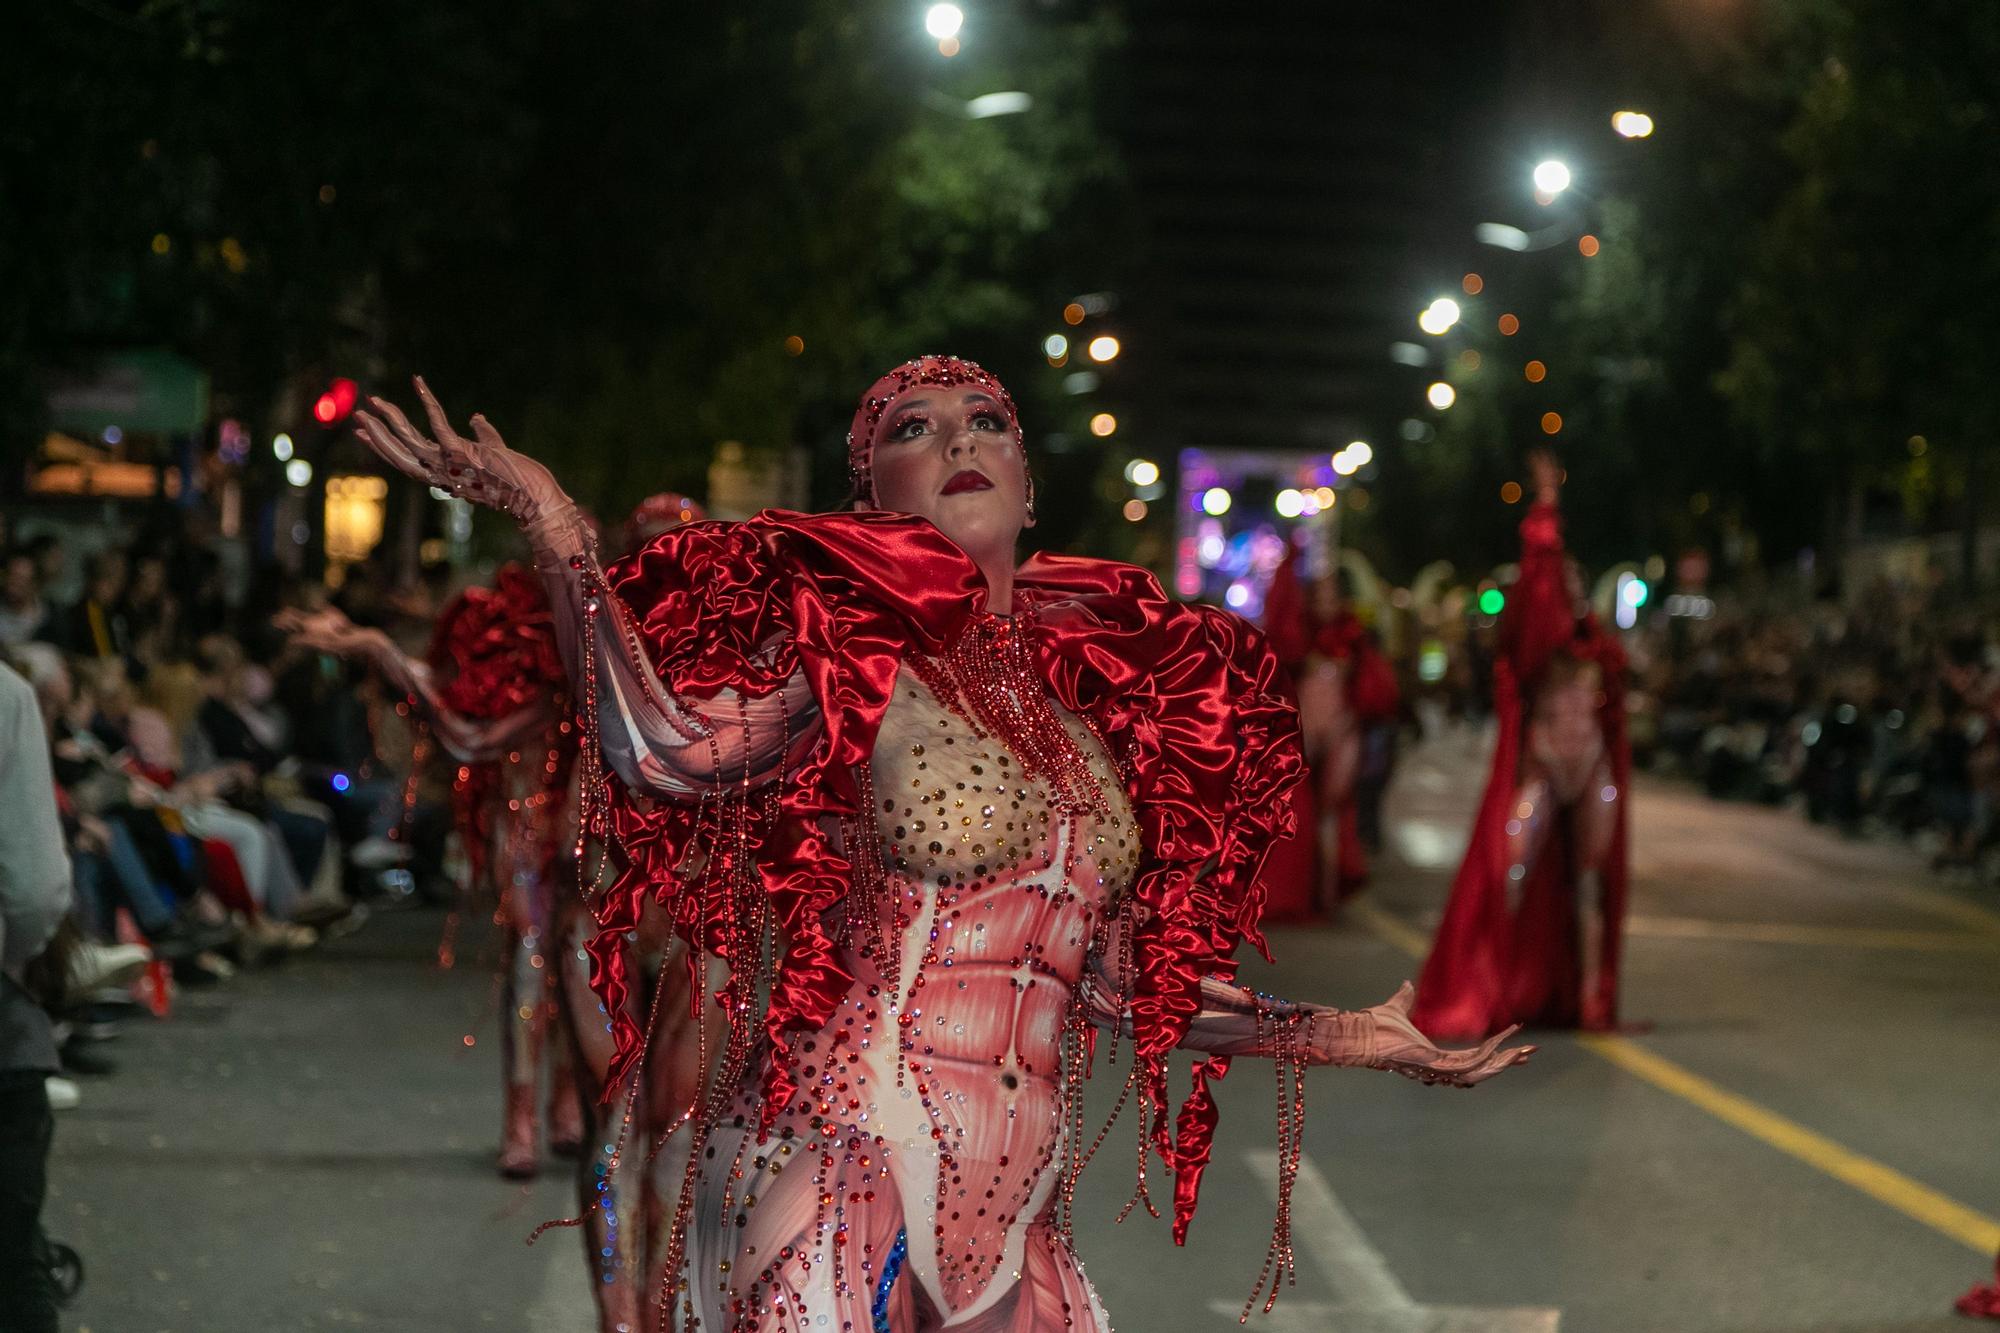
[[846, 355, 1020, 503], [619, 492, 707, 555]]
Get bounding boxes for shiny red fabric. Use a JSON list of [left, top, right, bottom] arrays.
[[428, 564, 567, 721], [425, 564, 571, 889], [1411, 502, 1631, 1040], [591, 510, 1305, 1241], [1960, 1253, 2000, 1317]]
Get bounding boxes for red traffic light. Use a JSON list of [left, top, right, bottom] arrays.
[[314, 377, 358, 425]]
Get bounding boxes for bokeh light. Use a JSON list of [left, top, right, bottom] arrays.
[[925, 4, 964, 39]]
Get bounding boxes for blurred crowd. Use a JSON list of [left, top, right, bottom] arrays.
[[1626, 581, 2000, 881], [0, 508, 464, 1124]]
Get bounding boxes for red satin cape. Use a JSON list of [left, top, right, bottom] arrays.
[[1410, 503, 1631, 1040], [585, 509, 1305, 1240]]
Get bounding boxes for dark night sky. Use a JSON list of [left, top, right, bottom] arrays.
[[1109, 1, 1635, 464]]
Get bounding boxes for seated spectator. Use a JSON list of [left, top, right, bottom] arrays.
[[53, 550, 128, 663], [0, 549, 52, 647]]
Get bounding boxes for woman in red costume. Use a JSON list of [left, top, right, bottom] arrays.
[[285, 562, 587, 1179], [352, 360, 1532, 1332], [284, 496, 711, 1330], [1262, 543, 1402, 915], [1411, 450, 1631, 1040]]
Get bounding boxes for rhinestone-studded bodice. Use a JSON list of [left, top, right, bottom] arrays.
[[871, 668, 1140, 919], [836, 665, 1140, 1315]]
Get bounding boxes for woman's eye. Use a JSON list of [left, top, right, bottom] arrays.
[[971, 413, 1002, 431], [890, 417, 930, 441]]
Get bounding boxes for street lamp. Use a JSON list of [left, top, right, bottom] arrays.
[[1532, 159, 1571, 198], [1611, 110, 1655, 139], [966, 91, 1032, 119], [1426, 382, 1457, 410], [1087, 335, 1121, 363], [1417, 297, 1462, 336], [925, 5, 964, 39]]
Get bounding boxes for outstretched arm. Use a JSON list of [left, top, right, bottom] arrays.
[[351, 380, 818, 795], [276, 608, 550, 764], [1082, 958, 1530, 1087]]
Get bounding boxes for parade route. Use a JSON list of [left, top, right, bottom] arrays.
[[46, 732, 1999, 1331]]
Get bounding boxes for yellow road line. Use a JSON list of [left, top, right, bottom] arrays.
[[1346, 898, 1433, 959], [1896, 888, 2000, 937], [1351, 900, 2000, 1256], [1580, 1034, 2000, 1254], [1625, 915, 2000, 952]]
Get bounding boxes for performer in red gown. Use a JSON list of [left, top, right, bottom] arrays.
[[352, 360, 1532, 1331], [1412, 450, 1631, 1040], [1262, 542, 1402, 916]]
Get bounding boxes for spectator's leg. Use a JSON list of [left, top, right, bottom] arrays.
[[0, 1069, 58, 1333], [101, 822, 178, 934], [266, 805, 331, 890], [70, 853, 116, 940]]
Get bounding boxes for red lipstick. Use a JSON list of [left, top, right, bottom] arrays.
[[942, 469, 993, 495]]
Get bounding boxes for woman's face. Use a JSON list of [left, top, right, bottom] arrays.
[[866, 385, 1030, 566]]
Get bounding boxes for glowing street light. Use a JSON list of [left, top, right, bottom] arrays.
[[966, 91, 1032, 119], [1332, 452, 1360, 478], [1426, 381, 1457, 410], [1344, 440, 1373, 468], [925, 4, 964, 39], [272, 432, 294, 461], [1275, 489, 1307, 518], [1201, 486, 1232, 516], [285, 458, 314, 488], [1089, 412, 1117, 438], [1611, 110, 1655, 139], [1043, 333, 1069, 362], [1087, 335, 1121, 363], [1532, 159, 1572, 198], [1417, 297, 1462, 336], [1125, 458, 1160, 487]]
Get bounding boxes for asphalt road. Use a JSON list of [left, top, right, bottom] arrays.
[[45, 727, 2000, 1332]]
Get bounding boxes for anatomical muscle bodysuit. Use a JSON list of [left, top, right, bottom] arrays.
[[351, 357, 1531, 1331]]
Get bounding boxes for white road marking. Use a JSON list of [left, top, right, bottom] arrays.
[[1206, 1150, 1561, 1331]]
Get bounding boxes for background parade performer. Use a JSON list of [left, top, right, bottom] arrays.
[[1412, 449, 1632, 1039], [1262, 538, 1402, 915], [347, 360, 1532, 1331], [281, 494, 710, 1331], [282, 566, 586, 1177]]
